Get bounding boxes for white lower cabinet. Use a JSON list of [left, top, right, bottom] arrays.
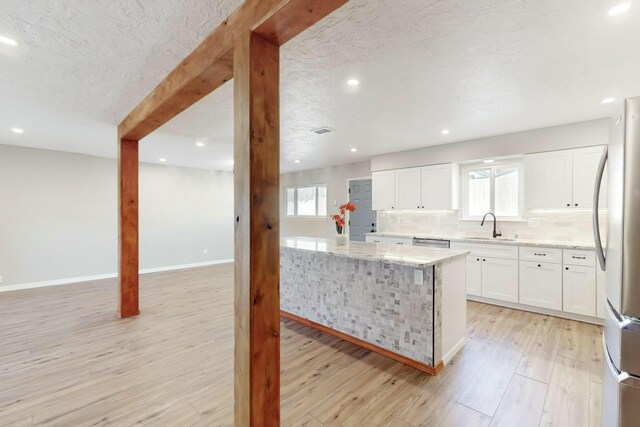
[[563, 265, 597, 317], [465, 255, 482, 296], [481, 257, 519, 303], [519, 261, 562, 310]]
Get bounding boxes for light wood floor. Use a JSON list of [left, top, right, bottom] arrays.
[[0, 263, 603, 427]]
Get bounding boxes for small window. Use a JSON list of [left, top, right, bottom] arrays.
[[463, 161, 523, 220], [284, 184, 327, 217]]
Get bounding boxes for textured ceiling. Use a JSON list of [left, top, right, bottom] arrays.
[[1, 0, 639, 172]]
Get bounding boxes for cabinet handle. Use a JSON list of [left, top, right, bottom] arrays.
[[572, 256, 586, 260], [538, 264, 542, 267], [417, 205, 420, 209], [483, 259, 486, 262], [565, 267, 569, 270], [575, 203, 578, 207], [567, 203, 570, 207], [534, 253, 546, 256], [477, 258, 480, 261], [422, 206, 425, 208]]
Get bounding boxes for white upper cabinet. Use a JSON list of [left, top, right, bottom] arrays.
[[572, 146, 607, 209], [372, 170, 396, 211], [420, 163, 459, 210], [525, 146, 606, 210], [525, 150, 573, 209], [395, 167, 422, 210], [371, 163, 459, 211]]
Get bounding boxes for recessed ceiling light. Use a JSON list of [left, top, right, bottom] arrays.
[[441, 129, 450, 135], [11, 128, 24, 134], [347, 79, 360, 86], [195, 141, 205, 147], [601, 97, 615, 104], [159, 158, 167, 162], [311, 127, 332, 135], [608, 2, 631, 15], [350, 148, 358, 152], [483, 159, 495, 164], [294, 159, 300, 164], [0, 35, 17, 46]]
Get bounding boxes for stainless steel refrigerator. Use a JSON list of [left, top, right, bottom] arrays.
[[596, 96, 640, 427]]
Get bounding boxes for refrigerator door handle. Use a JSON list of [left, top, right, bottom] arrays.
[[606, 299, 640, 332], [603, 333, 630, 383], [593, 145, 608, 271]]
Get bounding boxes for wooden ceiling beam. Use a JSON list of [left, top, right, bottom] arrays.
[[117, 0, 347, 142]]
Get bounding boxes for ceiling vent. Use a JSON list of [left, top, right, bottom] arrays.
[[311, 127, 332, 135]]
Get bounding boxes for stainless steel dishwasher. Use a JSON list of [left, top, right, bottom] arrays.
[[412, 238, 450, 249]]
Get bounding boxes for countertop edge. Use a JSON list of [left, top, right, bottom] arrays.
[[365, 232, 596, 250], [280, 245, 469, 269]]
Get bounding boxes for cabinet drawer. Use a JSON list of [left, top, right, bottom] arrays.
[[519, 246, 562, 264], [450, 242, 518, 260], [365, 236, 385, 244], [563, 249, 595, 267], [388, 237, 413, 246]]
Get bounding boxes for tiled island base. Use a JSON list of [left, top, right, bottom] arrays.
[[280, 237, 468, 374]]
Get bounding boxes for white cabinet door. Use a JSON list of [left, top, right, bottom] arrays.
[[525, 150, 573, 209], [519, 261, 562, 310], [395, 167, 422, 210], [597, 262, 606, 319], [563, 265, 596, 316], [372, 170, 396, 211], [481, 257, 519, 303], [420, 163, 459, 210], [572, 146, 607, 209], [466, 255, 482, 296]]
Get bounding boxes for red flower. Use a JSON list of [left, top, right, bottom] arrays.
[[330, 202, 356, 232], [340, 202, 357, 212]]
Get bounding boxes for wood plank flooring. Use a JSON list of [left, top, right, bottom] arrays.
[[0, 263, 603, 427]]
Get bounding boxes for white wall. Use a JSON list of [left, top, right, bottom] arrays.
[[371, 119, 609, 171], [280, 161, 371, 238], [0, 144, 233, 287]]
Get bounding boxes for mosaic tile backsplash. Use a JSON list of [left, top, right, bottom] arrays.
[[378, 210, 606, 244], [281, 247, 440, 366]]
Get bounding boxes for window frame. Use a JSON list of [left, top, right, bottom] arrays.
[[284, 183, 328, 218], [461, 159, 524, 221]]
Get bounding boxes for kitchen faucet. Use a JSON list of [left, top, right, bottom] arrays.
[[481, 212, 502, 238]]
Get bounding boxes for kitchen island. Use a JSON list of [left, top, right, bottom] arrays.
[[280, 236, 468, 375]]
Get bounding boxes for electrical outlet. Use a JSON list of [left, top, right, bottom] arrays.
[[414, 269, 424, 285], [203, 249, 208, 255]]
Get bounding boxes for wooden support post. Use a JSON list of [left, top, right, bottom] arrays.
[[233, 31, 280, 427], [118, 137, 140, 318]]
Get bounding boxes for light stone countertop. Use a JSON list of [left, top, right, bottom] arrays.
[[365, 232, 597, 250], [280, 236, 468, 268]]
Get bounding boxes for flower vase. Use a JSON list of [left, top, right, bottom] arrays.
[[335, 234, 347, 245]]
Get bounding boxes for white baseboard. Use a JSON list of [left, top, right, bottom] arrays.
[[139, 259, 234, 274], [0, 258, 234, 293], [467, 295, 604, 325], [442, 337, 467, 365]]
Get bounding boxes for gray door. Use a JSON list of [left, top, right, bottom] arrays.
[[349, 179, 376, 242]]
